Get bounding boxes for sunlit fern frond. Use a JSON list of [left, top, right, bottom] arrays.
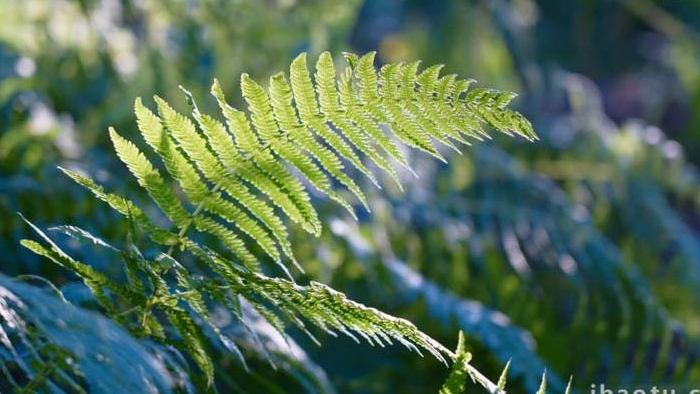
[[108, 51, 534, 276], [21, 52, 534, 389]]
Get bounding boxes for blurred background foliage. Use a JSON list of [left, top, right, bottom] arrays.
[[1, 0, 700, 392]]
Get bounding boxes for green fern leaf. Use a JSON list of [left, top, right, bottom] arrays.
[[438, 331, 472, 394], [317, 52, 402, 189], [497, 359, 511, 391], [134, 100, 269, 270], [379, 62, 448, 160], [266, 72, 367, 213], [23, 51, 537, 390], [155, 96, 295, 267], [57, 167, 178, 246], [19, 217, 128, 312], [210, 79, 322, 235], [292, 53, 380, 188], [397, 62, 465, 151], [536, 371, 547, 394], [109, 127, 191, 228], [165, 307, 214, 385], [48, 225, 118, 252], [406, 63, 471, 145], [338, 55, 410, 173]]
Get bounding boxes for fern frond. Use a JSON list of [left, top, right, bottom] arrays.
[[464, 88, 537, 141], [239, 72, 353, 218], [23, 51, 535, 389], [238, 274, 453, 363], [21, 220, 456, 383], [398, 62, 466, 151], [48, 225, 119, 251], [436, 331, 509, 394], [410, 64, 473, 144], [19, 215, 130, 312], [339, 54, 410, 172], [57, 167, 178, 246], [363, 53, 447, 160], [266, 72, 366, 213], [110, 51, 531, 273], [317, 52, 402, 189], [133, 101, 268, 270], [380, 62, 449, 159]]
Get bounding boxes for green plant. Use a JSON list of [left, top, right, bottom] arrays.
[[17, 51, 536, 392], [0, 273, 184, 393]]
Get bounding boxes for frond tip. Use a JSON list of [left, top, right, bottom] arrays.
[[537, 371, 548, 394], [497, 359, 511, 390], [439, 331, 472, 394]]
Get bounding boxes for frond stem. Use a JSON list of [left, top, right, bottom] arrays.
[[465, 363, 505, 394], [167, 183, 223, 256]]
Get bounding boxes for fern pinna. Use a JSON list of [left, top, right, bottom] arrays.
[[20, 51, 536, 392]]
